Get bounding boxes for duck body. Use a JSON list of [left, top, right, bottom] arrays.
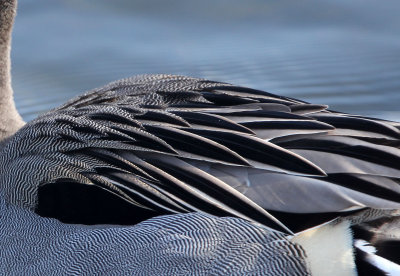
[[3, 74, 400, 229], [0, 203, 311, 275], [2, 1, 400, 274], [1, 74, 400, 275]]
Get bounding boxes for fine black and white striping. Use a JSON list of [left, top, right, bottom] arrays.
[[0, 201, 309, 275]]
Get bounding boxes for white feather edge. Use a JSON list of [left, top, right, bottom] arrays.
[[291, 220, 356, 276], [355, 239, 400, 276]]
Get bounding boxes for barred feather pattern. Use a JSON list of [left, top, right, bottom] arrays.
[[1, 74, 400, 234], [0, 202, 309, 275]]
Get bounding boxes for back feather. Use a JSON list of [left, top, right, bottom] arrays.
[[2, 74, 400, 235]]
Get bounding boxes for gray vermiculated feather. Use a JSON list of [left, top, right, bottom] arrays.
[[0, 202, 309, 275], [1, 74, 400, 233]]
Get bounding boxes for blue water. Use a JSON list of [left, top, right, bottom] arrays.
[[11, 0, 400, 121]]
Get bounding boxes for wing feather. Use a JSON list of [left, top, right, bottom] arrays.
[[6, 74, 397, 233]]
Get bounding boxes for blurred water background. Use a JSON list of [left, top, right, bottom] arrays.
[[11, 0, 400, 121]]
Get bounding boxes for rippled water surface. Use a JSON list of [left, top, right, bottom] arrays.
[[12, 0, 400, 121]]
